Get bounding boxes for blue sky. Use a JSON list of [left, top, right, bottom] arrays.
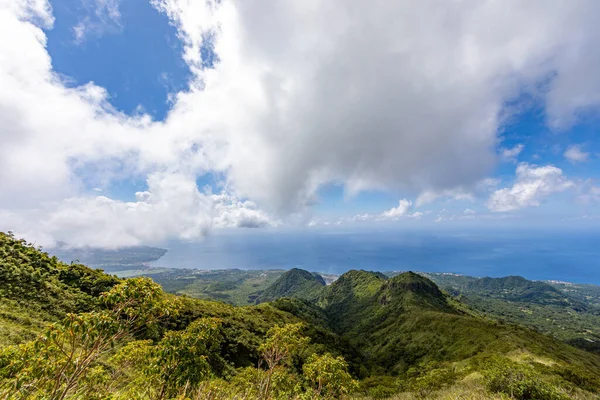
[[1, 0, 600, 248], [46, 0, 190, 120]]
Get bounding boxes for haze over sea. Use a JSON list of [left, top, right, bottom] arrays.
[[150, 228, 600, 285]]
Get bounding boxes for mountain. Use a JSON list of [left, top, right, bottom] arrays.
[[424, 272, 600, 355], [256, 268, 326, 303], [464, 276, 580, 307], [3, 234, 600, 399], [262, 268, 600, 383]]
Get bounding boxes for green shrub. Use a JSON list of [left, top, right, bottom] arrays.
[[359, 375, 401, 398], [482, 357, 569, 400], [555, 364, 600, 393]]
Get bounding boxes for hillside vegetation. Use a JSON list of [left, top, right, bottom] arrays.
[[424, 273, 600, 355], [2, 232, 600, 399], [257, 268, 326, 303], [144, 268, 285, 305]]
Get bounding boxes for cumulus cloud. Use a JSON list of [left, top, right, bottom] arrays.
[[487, 163, 574, 212], [380, 199, 412, 219], [211, 194, 278, 228], [564, 144, 590, 163], [2, 0, 600, 246], [347, 199, 423, 223], [500, 144, 524, 162], [4, 173, 277, 248]]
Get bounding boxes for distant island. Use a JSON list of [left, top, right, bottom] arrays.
[[48, 244, 167, 271]]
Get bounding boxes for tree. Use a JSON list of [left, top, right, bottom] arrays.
[[302, 353, 358, 399], [150, 317, 224, 399], [0, 278, 179, 400], [258, 323, 309, 398]]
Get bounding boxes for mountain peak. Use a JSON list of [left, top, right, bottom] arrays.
[[379, 271, 455, 313], [256, 268, 326, 303], [385, 271, 443, 297]]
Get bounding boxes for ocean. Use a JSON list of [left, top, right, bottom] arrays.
[[150, 228, 600, 284]]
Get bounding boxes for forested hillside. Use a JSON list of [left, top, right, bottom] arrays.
[[2, 232, 600, 399], [257, 268, 326, 303], [424, 273, 600, 355]]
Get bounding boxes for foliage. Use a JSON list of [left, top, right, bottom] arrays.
[[303, 352, 358, 398], [358, 375, 400, 399], [146, 268, 286, 305], [0, 231, 120, 328], [482, 357, 570, 400], [259, 323, 309, 398], [257, 268, 326, 303], [259, 323, 309, 369], [3, 234, 600, 399], [424, 272, 600, 354], [110, 318, 227, 399], [0, 277, 178, 399]]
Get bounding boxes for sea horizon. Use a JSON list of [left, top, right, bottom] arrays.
[[146, 228, 600, 285]]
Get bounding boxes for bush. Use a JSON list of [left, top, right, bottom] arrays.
[[555, 364, 600, 393], [359, 375, 400, 399], [482, 357, 569, 400]]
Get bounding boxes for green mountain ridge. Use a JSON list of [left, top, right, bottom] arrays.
[[119, 266, 600, 358], [422, 272, 600, 355], [257, 268, 326, 303], [267, 268, 600, 380], [458, 275, 581, 308], [3, 233, 600, 399]]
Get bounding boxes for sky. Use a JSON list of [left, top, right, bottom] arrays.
[[1, 0, 600, 248]]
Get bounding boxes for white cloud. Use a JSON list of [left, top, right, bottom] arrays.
[[4, 173, 277, 248], [380, 199, 412, 219], [408, 211, 423, 219], [564, 144, 590, 163], [500, 144, 524, 162], [351, 213, 371, 222], [349, 200, 422, 222], [578, 185, 600, 204], [476, 178, 501, 192], [464, 208, 477, 215], [487, 163, 574, 212], [415, 178, 501, 206], [211, 194, 278, 228], [2, 0, 600, 246], [416, 189, 475, 207], [73, 0, 122, 43]]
